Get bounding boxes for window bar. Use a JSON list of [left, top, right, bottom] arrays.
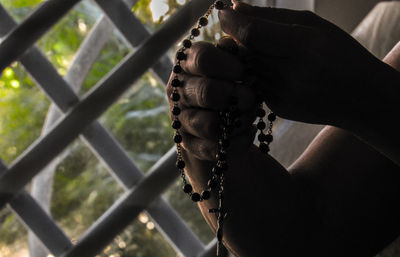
[[197, 238, 229, 257], [93, 0, 174, 82], [0, 6, 205, 256], [0, 160, 73, 255], [60, 148, 192, 257], [0, 0, 82, 72], [0, 0, 214, 209]]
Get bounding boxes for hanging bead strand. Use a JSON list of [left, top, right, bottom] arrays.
[[170, 1, 276, 256], [172, 2, 221, 203]]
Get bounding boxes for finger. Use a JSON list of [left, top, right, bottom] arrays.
[[216, 36, 240, 55], [181, 128, 256, 161], [177, 73, 256, 110], [179, 108, 257, 140], [216, 36, 252, 62], [180, 41, 244, 80], [232, 1, 322, 27], [218, 7, 313, 54]]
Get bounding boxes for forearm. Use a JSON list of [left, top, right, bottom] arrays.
[[289, 126, 400, 257], [344, 42, 400, 165], [183, 124, 400, 257]]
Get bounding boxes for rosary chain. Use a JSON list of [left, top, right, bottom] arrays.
[[170, 1, 275, 255]]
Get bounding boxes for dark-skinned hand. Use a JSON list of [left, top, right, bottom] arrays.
[[219, 2, 399, 130], [166, 36, 300, 257], [166, 38, 259, 161]]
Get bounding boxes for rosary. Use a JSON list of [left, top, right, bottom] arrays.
[[170, 1, 275, 255]]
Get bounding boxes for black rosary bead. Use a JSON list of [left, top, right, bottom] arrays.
[[256, 108, 266, 117], [212, 166, 223, 175], [216, 152, 226, 161], [223, 126, 233, 135], [176, 160, 185, 169], [171, 78, 181, 87], [173, 65, 182, 73], [201, 190, 211, 200], [183, 184, 193, 193], [257, 121, 266, 130], [265, 134, 273, 143], [172, 119, 181, 129], [174, 134, 182, 143], [199, 17, 208, 26], [191, 28, 200, 37], [259, 142, 270, 153], [191, 192, 201, 202], [172, 106, 181, 116], [176, 51, 186, 61], [218, 162, 228, 171], [219, 138, 230, 148], [258, 133, 267, 142], [215, 0, 225, 10], [208, 179, 218, 189], [171, 92, 180, 102], [183, 39, 192, 48], [172, 120, 181, 129], [268, 113, 276, 122]]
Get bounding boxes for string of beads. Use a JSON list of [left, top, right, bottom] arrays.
[[170, 1, 275, 255]]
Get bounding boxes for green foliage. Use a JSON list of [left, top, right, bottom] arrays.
[[0, 211, 27, 244], [0, 0, 43, 22], [36, 2, 97, 76], [133, 0, 153, 27], [0, 0, 220, 256], [3, 0, 42, 8], [0, 65, 49, 164], [81, 37, 130, 93], [103, 73, 173, 171]]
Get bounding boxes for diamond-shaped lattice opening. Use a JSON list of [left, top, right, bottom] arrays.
[[0, 64, 50, 165], [100, 72, 173, 172], [96, 217, 177, 257], [51, 139, 124, 240], [0, 0, 45, 23], [79, 33, 130, 95], [36, 0, 103, 78], [164, 181, 215, 245], [0, 211, 29, 256]]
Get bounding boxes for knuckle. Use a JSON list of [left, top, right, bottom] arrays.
[[192, 42, 214, 75], [197, 78, 210, 107], [186, 110, 196, 129], [198, 141, 216, 161]]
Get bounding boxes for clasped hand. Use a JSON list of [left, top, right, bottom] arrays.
[[166, 2, 386, 161]]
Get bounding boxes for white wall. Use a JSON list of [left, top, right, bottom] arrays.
[[275, 0, 314, 10]]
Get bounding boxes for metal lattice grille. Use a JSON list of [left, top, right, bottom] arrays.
[[0, 0, 224, 256]]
